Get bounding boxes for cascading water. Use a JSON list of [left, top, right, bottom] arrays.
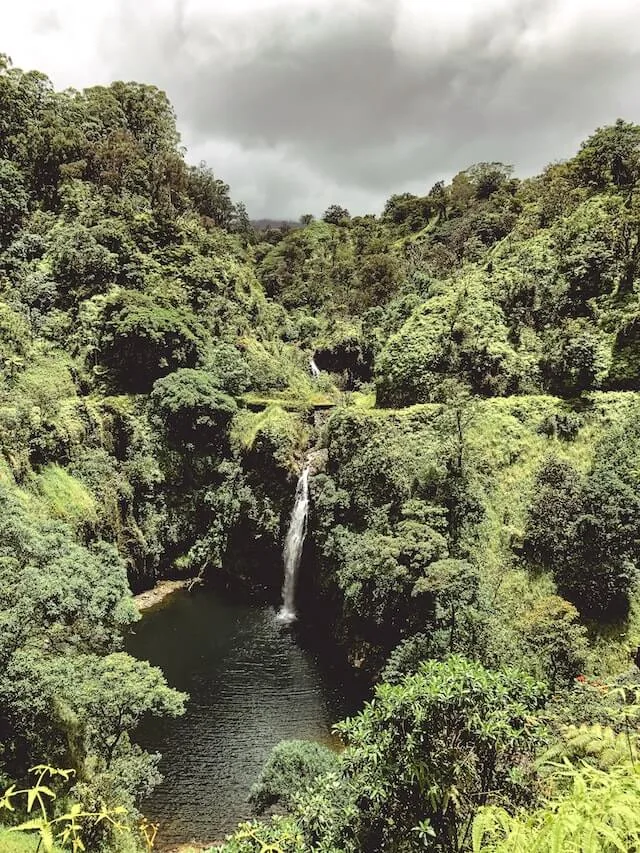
[[309, 357, 321, 379], [277, 467, 310, 623]]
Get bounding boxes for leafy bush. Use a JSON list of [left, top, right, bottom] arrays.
[[96, 289, 207, 392], [536, 411, 583, 440], [524, 415, 640, 619], [516, 596, 588, 690], [609, 313, 640, 389], [300, 657, 546, 853], [541, 319, 609, 396], [151, 368, 237, 448], [207, 343, 252, 396], [473, 761, 640, 853], [50, 225, 118, 305], [232, 406, 307, 475], [249, 741, 338, 815], [376, 273, 534, 406], [0, 159, 29, 246]]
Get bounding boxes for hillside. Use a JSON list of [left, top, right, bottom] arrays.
[[2, 53, 640, 852]]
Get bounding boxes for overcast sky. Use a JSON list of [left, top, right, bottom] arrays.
[[3, 0, 640, 218]]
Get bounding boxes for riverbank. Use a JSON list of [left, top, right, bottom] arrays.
[[134, 580, 190, 612]]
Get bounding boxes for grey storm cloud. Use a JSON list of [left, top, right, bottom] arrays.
[[43, 0, 640, 214]]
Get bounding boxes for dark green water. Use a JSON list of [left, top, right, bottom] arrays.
[[126, 587, 360, 848]]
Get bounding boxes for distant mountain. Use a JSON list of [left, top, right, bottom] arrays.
[[251, 218, 300, 231]]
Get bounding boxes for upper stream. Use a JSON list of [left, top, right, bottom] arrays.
[[126, 587, 360, 848]]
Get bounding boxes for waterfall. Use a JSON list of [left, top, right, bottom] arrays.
[[277, 467, 310, 623], [309, 357, 321, 379]]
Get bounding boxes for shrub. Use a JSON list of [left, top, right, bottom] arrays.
[[151, 368, 237, 448], [375, 274, 531, 407], [97, 289, 207, 392], [207, 343, 252, 395], [250, 741, 338, 815], [301, 657, 546, 853]]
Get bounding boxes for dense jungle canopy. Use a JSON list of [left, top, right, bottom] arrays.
[[2, 53, 640, 852]]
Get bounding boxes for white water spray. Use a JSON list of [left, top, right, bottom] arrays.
[[277, 467, 310, 623], [309, 357, 321, 379]]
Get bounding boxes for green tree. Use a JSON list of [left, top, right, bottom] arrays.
[[50, 225, 118, 305], [572, 119, 640, 191], [187, 162, 236, 228], [250, 741, 338, 815], [357, 252, 402, 306], [0, 159, 28, 246], [609, 313, 640, 388], [151, 368, 237, 448], [523, 456, 583, 572], [517, 596, 588, 690], [322, 204, 350, 225], [207, 343, 252, 396], [376, 273, 531, 406], [96, 289, 207, 392], [55, 652, 186, 767], [541, 319, 608, 396], [301, 657, 545, 853], [524, 424, 640, 620], [465, 162, 514, 200]]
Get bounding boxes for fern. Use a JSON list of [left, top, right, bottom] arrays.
[[542, 723, 637, 770], [473, 761, 640, 852], [0, 765, 138, 852]]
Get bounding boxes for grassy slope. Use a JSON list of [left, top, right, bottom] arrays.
[[344, 391, 640, 676], [0, 828, 63, 852], [467, 392, 640, 676]]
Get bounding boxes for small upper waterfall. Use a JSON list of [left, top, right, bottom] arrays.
[[309, 357, 321, 379], [277, 466, 310, 623]]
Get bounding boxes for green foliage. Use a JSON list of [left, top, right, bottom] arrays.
[[213, 816, 304, 853], [523, 455, 584, 574], [150, 368, 237, 448], [610, 313, 640, 389], [516, 596, 588, 690], [329, 520, 452, 648], [572, 119, 640, 191], [207, 343, 252, 396], [0, 160, 29, 246], [219, 658, 546, 853], [0, 765, 128, 853], [232, 406, 308, 475], [0, 481, 183, 829], [303, 657, 545, 853], [5, 52, 640, 853], [376, 272, 535, 406], [33, 465, 98, 531], [524, 409, 640, 618], [0, 827, 63, 852], [257, 217, 403, 313], [50, 225, 118, 305], [322, 205, 350, 226], [96, 289, 207, 392], [249, 741, 338, 816], [473, 761, 640, 853], [541, 318, 609, 396], [52, 652, 186, 765], [186, 163, 236, 229], [0, 302, 32, 377]]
